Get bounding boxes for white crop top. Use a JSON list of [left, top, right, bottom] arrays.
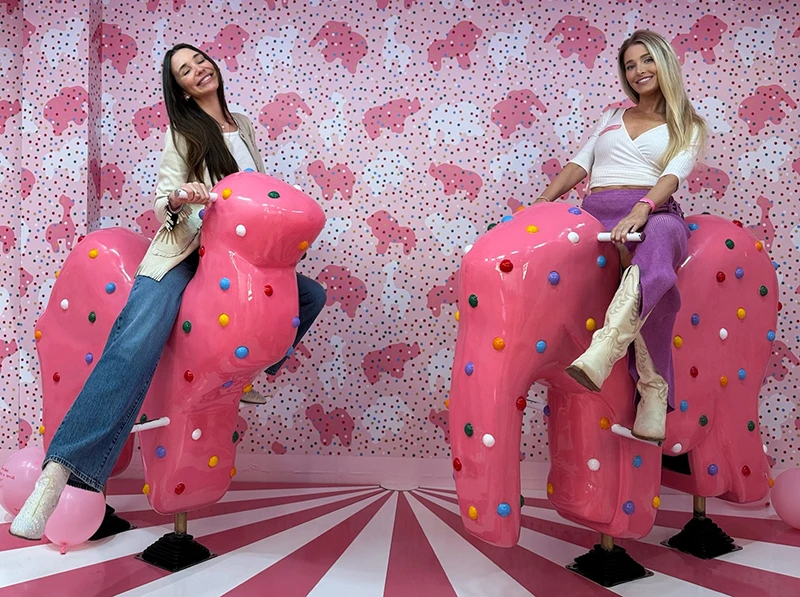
[[569, 109, 700, 189], [224, 131, 258, 173]]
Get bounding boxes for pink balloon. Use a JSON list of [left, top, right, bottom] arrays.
[[771, 469, 800, 530], [44, 487, 105, 554], [0, 446, 45, 516]]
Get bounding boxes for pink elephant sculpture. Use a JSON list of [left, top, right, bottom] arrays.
[[37, 171, 325, 515], [450, 202, 777, 548]]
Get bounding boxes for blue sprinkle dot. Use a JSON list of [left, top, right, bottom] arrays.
[[497, 503, 511, 517], [105, 282, 116, 294], [691, 313, 700, 326], [633, 456, 643, 468], [220, 277, 231, 290], [222, 380, 233, 388], [501, 215, 513, 223], [465, 362, 475, 376], [680, 400, 689, 412], [773, 261, 779, 270], [536, 340, 547, 353], [568, 207, 582, 215], [738, 368, 746, 380], [286, 346, 294, 357], [198, 208, 205, 220], [622, 501, 635, 515], [597, 255, 607, 268], [548, 271, 560, 285], [708, 464, 718, 476], [85, 353, 93, 364], [235, 346, 249, 359], [767, 330, 776, 342], [156, 446, 166, 458], [543, 405, 551, 417], [292, 316, 301, 328], [735, 268, 744, 279], [244, 168, 255, 172], [688, 223, 699, 231]]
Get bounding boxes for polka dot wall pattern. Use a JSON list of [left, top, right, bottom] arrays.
[[1, 1, 798, 467]]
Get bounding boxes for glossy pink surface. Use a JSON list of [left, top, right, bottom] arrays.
[[450, 203, 777, 546], [37, 172, 325, 514]]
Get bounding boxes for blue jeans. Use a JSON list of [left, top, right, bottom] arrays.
[[45, 253, 326, 492]]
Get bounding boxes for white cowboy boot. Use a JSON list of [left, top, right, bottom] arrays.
[[631, 334, 668, 441], [566, 265, 646, 392], [239, 388, 268, 405], [9, 462, 70, 540]]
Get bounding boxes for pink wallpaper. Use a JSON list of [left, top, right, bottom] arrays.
[[0, 0, 797, 468]]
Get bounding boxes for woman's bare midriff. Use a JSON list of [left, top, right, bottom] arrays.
[[590, 185, 651, 192]]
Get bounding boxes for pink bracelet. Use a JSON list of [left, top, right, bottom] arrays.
[[638, 197, 655, 212]]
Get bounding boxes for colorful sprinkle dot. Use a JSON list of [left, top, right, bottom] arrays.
[[738, 369, 746, 380], [520, 495, 525, 508], [769, 477, 775, 487], [691, 313, 700, 326], [268, 190, 280, 199], [468, 506, 478, 520], [222, 188, 232, 199], [38, 425, 45, 435], [747, 421, 755, 432], [568, 207, 581, 215], [497, 503, 511, 517], [586, 318, 596, 331], [767, 330, 776, 341], [597, 255, 607, 268], [742, 465, 751, 477], [680, 400, 688, 412], [699, 415, 708, 426], [492, 337, 506, 351], [192, 429, 202, 440], [652, 496, 661, 508], [708, 464, 718, 476], [482, 434, 495, 448], [720, 376, 728, 387], [454, 311, 460, 322], [469, 294, 478, 308], [235, 346, 249, 359], [633, 455, 643, 468], [465, 362, 475, 375], [35, 330, 42, 340], [88, 249, 98, 259], [487, 223, 497, 231], [499, 259, 513, 272], [546, 483, 554, 495], [222, 380, 233, 388], [673, 335, 683, 348], [516, 397, 527, 411], [53, 372, 60, 382], [464, 423, 474, 437], [755, 241, 763, 251], [622, 501, 635, 515], [85, 353, 93, 364], [142, 483, 150, 495], [688, 222, 699, 231], [184, 370, 194, 382], [175, 483, 185, 495], [232, 431, 240, 443], [219, 278, 231, 290], [501, 215, 513, 223], [543, 405, 551, 417], [264, 285, 274, 296], [156, 446, 166, 458], [453, 458, 462, 471], [720, 328, 728, 340], [526, 225, 539, 234], [690, 366, 698, 378], [725, 239, 735, 249], [209, 456, 219, 468], [292, 316, 301, 328], [535, 340, 547, 353], [548, 271, 560, 285], [587, 458, 600, 471], [716, 271, 726, 283], [230, 467, 237, 478], [737, 308, 746, 320], [182, 321, 191, 333], [760, 285, 768, 297], [219, 313, 230, 327], [735, 268, 744, 279], [599, 417, 610, 430], [105, 282, 116, 294]]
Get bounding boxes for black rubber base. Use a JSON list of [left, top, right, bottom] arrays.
[[89, 504, 135, 541], [137, 532, 215, 572], [567, 544, 652, 587], [664, 515, 740, 559]]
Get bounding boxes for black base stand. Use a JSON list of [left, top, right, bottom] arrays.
[[89, 504, 135, 541], [136, 513, 214, 572], [664, 515, 739, 559], [567, 537, 651, 587]]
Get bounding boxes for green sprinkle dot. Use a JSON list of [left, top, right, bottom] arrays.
[[725, 239, 735, 249], [182, 321, 192, 333], [520, 494, 525, 508], [268, 191, 280, 199], [699, 415, 708, 427], [747, 420, 755, 432], [464, 423, 474, 437], [232, 431, 240, 443], [759, 286, 768, 297], [468, 294, 478, 308], [487, 223, 497, 231], [88, 312, 96, 323], [139, 414, 148, 423]]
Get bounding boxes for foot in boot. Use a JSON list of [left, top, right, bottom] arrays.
[[565, 362, 602, 392], [239, 389, 268, 404], [9, 462, 70, 540]]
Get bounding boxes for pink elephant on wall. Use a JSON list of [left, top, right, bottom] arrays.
[[449, 202, 777, 548], [37, 172, 325, 515]]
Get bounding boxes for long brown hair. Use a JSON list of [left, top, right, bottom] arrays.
[[162, 44, 239, 184], [617, 30, 707, 166]]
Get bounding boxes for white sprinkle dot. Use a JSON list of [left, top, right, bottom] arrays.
[[464, 244, 473, 254], [482, 434, 495, 448], [192, 429, 202, 441], [763, 443, 768, 454], [568, 231, 580, 244], [236, 224, 246, 237], [60, 299, 69, 310], [587, 458, 600, 471], [719, 328, 728, 340], [292, 184, 302, 191], [671, 443, 683, 454]]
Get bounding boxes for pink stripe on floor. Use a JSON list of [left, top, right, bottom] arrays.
[[383, 492, 457, 597], [0, 490, 384, 597], [104, 478, 368, 495], [413, 491, 614, 597], [654, 509, 800, 548], [223, 492, 393, 596]]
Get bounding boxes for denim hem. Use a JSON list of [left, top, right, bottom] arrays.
[[44, 455, 104, 492]]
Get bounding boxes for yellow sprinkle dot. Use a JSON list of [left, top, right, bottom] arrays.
[[455, 310, 460, 322], [468, 505, 478, 520], [526, 225, 539, 234], [599, 417, 611, 430], [755, 241, 763, 251], [515, 205, 525, 212], [208, 456, 219, 468], [769, 477, 775, 488], [586, 318, 596, 332], [673, 335, 683, 348], [737, 308, 746, 320], [546, 483, 554, 495], [243, 384, 253, 394], [142, 483, 150, 495], [444, 399, 450, 409], [492, 337, 505, 351], [222, 188, 232, 199], [298, 241, 309, 251], [652, 496, 661, 508], [230, 467, 237, 478], [54, 270, 60, 278], [219, 313, 230, 327], [38, 425, 45, 435], [34, 330, 42, 341], [720, 376, 728, 387], [88, 249, 98, 259]]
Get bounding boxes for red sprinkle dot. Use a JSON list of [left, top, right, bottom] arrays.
[[53, 372, 61, 382], [778, 301, 783, 311], [742, 465, 751, 477], [199, 246, 206, 257], [690, 367, 698, 378], [453, 458, 463, 472], [516, 396, 527, 411], [77, 235, 85, 243], [175, 483, 185, 494], [732, 220, 743, 228], [716, 271, 726, 283], [499, 259, 513, 273], [264, 285, 274, 297], [184, 370, 194, 382]]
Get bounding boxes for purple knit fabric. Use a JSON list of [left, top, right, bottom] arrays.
[[581, 189, 690, 410]]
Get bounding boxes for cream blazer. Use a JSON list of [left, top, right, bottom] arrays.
[[135, 113, 266, 280]]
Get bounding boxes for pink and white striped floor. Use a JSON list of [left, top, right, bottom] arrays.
[[1, 480, 798, 596]]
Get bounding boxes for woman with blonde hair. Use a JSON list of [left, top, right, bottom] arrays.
[[536, 30, 707, 441]]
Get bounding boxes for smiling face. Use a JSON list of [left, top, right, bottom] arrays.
[[170, 48, 219, 101], [623, 43, 660, 98]]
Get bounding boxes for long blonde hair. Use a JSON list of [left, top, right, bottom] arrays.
[[617, 30, 707, 165]]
